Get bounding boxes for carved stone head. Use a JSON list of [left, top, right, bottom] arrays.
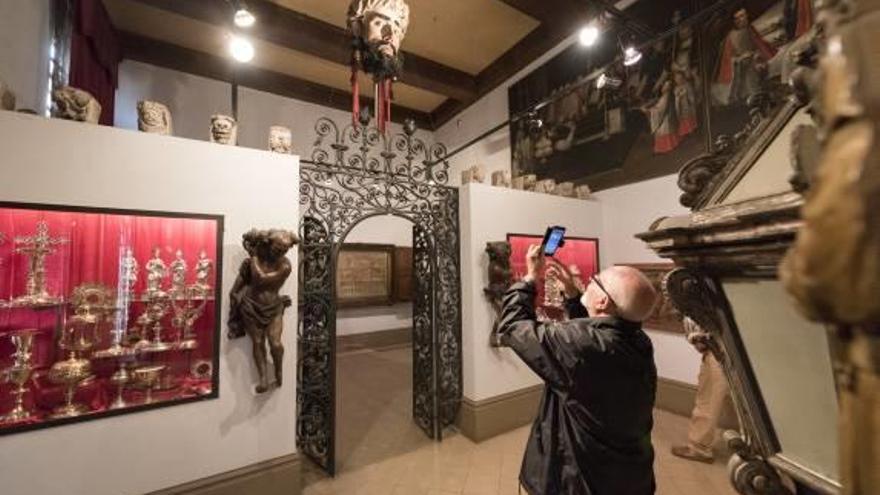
[[268, 126, 293, 154], [521, 174, 538, 191], [137, 101, 173, 135], [535, 178, 557, 194], [210, 114, 237, 145], [485, 241, 513, 286], [52, 86, 102, 124], [348, 0, 410, 80], [491, 170, 511, 188], [575, 184, 592, 199], [0, 78, 15, 111], [555, 181, 575, 197], [461, 165, 485, 185]]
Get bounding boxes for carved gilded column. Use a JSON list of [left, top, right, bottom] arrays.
[[780, 0, 880, 493]]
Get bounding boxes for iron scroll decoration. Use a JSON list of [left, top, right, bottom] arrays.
[[296, 114, 462, 474]]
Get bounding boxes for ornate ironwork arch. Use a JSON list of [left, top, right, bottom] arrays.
[[296, 116, 462, 475]]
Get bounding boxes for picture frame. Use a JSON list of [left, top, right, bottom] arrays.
[[336, 243, 395, 308]]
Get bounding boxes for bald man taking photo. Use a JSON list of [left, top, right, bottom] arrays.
[[499, 244, 659, 495]]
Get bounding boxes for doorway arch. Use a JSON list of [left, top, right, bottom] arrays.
[[296, 117, 462, 475]]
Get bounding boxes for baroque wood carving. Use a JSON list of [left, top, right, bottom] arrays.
[[779, 0, 880, 493]]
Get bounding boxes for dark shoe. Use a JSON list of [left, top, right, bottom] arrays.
[[671, 445, 715, 464]]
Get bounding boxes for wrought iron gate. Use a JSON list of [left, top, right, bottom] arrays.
[[296, 117, 462, 475]]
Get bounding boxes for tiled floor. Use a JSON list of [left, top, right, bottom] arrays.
[[301, 344, 737, 495]]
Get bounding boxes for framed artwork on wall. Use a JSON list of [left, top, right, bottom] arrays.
[[507, 234, 599, 321], [616, 263, 684, 333], [336, 244, 395, 308], [508, 0, 814, 193], [0, 201, 222, 436]]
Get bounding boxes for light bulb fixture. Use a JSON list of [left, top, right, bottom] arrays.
[[623, 46, 642, 66], [229, 35, 255, 63], [596, 73, 622, 89], [579, 24, 600, 47], [234, 8, 256, 28]]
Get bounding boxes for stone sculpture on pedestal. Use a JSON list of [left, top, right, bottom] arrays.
[[491, 170, 511, 188]]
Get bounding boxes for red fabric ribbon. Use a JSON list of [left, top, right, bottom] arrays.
[[350, 67, 360, 126]]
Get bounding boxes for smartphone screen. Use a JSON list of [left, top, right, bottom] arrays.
[[542, 226, 566, 256]]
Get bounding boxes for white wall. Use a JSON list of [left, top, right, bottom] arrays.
[[0, 112, 299, 495], [460, 183, 604, 401], [116, 60, 434, 155], [0, 0, 52, 114], [593, 175, 701, 385]]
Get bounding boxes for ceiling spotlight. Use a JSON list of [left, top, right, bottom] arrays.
[[623, 46, 642, 66], [234, 8, 256, 28], [596, 73, 622, 89], [229, 35, 255, 63], [579, 24, 600, 47]]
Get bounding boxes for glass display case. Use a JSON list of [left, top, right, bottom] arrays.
[[0, 202, 222, 435], [507, 234, 599, 321]]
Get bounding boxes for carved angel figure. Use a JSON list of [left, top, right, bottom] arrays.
[[52, 86, 101, 124], [137, 100, 173, 135], [228, 228, 299, 393]]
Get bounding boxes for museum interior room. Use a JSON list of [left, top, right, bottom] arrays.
[[0, 0, 877, 494]]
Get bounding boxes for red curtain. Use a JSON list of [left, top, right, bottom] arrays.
[[69, 0, 122, 126]]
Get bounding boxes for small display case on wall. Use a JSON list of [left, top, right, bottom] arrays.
[[0, 202, 223, 435]]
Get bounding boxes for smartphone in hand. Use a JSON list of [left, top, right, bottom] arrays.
[[541, 226, 566, 256]]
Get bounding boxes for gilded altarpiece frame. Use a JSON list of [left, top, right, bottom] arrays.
[[297, 117, 462, 476]]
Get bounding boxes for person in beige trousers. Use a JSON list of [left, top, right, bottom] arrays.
[[672, 317, 730, 463]]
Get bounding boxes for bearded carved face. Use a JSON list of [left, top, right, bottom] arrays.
[[268, 126, 293, 154], [52, 86, 101, 124], [210, 114, 237, 145], [137, 101, 172, 135], [348, 0, 410, 79]]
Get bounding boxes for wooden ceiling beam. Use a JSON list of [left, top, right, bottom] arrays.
[[119, 32, 434, 130], [126, 0, 477, 102]]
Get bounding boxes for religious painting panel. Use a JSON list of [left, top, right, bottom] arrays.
[[701, 0, 815, 144], [508, 0, 708, 192], [507, 234, 599, 322], [0, 202, 222, 435], [336, 244, 395, 308], [616, 263, 684, 333]]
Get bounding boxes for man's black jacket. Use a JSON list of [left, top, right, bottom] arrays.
[[498, 280, 657, 495]]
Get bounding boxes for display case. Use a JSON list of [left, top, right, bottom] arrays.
[[507, 234, 599, 321], [0, 202, 222, 435]]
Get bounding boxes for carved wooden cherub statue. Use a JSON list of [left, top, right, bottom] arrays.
[[228, 228, 299, 394], [52, 86, 101, 124], [137, 100, 173, 135], [484, 241, 512, 347], [210, 114, 238, 145]]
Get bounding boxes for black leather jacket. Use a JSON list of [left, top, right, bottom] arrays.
[[498, 281, 657, 495]]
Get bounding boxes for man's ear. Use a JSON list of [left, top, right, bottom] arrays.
[[595, 294, 611, 312]]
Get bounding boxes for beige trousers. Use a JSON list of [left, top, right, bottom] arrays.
[[687, 352, 730, 457]]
